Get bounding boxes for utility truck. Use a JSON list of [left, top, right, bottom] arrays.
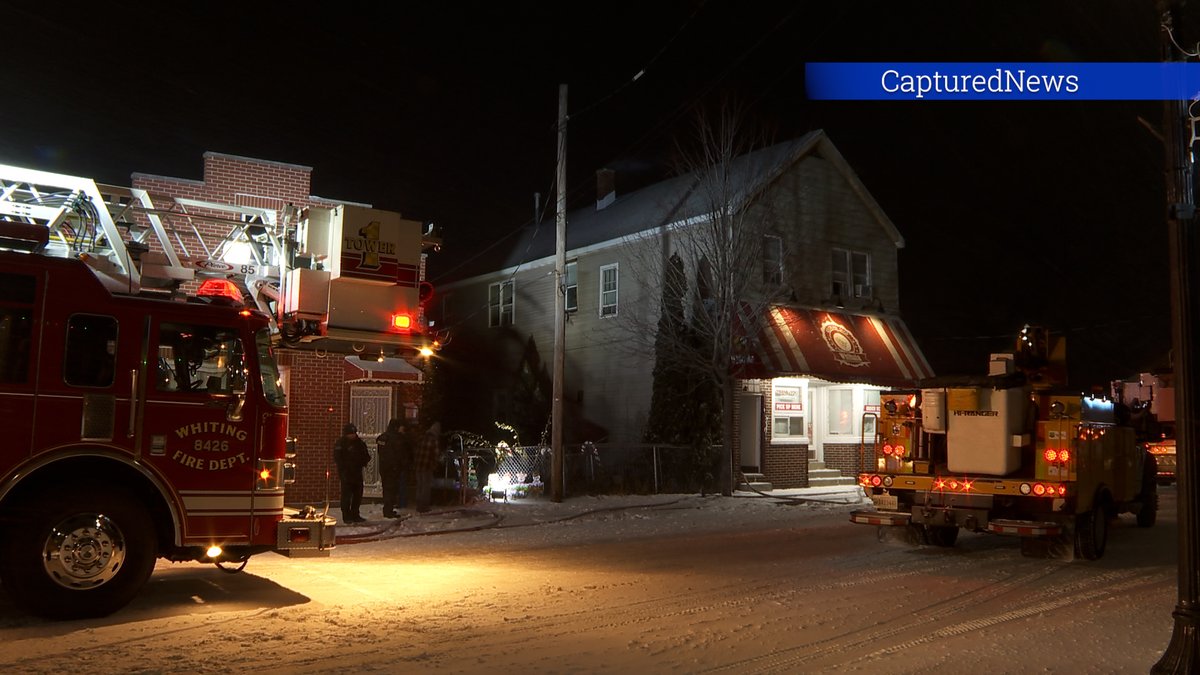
[[851, 330, 1158, 559]]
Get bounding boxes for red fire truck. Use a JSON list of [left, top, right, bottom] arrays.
[[0, 167, 335, 619]]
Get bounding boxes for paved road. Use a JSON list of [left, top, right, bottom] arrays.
[[0, 488, 1180, 673]]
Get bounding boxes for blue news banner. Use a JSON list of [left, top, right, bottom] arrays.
[[805, 63, 1200, 101]]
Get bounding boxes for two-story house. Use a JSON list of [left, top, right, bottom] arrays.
[[436, 130, 932, 488]]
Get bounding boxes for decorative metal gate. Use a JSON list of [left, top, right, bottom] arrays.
[[350, 385, 392, 498]]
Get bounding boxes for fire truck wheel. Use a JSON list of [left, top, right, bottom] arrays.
[[0, 490, 157, 620], [1075, 502, 1109, 561]]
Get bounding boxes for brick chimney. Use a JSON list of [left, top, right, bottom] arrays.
[[596, 168, 615, 210]]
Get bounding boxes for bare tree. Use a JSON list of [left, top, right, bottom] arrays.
[[623, 101, 784, 495]]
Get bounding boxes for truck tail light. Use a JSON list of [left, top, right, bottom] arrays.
[[932, 477, 973, 493], [1043, 448, 1072, 463], [1027, 482, 1065, 497]]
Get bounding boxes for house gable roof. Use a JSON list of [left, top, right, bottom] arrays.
[[444, 130, 903, 286]]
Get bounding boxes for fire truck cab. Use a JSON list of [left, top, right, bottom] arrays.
[[0, 227, 332, 620]]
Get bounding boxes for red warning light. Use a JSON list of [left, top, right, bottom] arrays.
[[391, 313, 412, 331], [197, 279, 244, 304]]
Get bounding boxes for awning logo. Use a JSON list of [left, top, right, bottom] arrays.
[[820, 318, 869, 367]]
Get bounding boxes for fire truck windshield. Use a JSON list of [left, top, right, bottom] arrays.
[[256, 329, 286, 407]]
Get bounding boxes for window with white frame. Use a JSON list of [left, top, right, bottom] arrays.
[[827, 387, 855, 436], [831, 248, 872, 299], [863, 389, 881, 440], [762, 235, 783, 285], [771, 378, 808, 443], [488, 279, 514, 327], [599, 263, 618, 317], [565, 261, 578, 312], [824, 385, 884, 439]]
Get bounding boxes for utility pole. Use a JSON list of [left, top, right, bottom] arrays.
[[552, 84, 567, 503], [1156, 3, 1200, 671]]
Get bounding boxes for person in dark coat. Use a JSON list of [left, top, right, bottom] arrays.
[[376, 418, 410, 518], [412, 421, 441, 513], [333, 423, 371, 523]]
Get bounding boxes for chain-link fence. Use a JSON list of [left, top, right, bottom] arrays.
[[468, 443, 723, 496]]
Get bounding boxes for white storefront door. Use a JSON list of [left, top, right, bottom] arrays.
[[350, 385, 392, 498]]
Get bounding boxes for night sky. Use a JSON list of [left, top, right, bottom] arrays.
[[1, 1, 1180, 386]]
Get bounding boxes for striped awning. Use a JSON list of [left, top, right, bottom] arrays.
[[344, 355, 424, 384], [734, 305, 933, 386]]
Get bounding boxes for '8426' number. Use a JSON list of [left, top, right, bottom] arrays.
[[194, 439, 230, 453]]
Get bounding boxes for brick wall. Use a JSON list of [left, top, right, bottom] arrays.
[[823, 442, 867, 478], [277, 350, 345, 505], [766, 444, 809, 488], [734, 381, 810, 489]]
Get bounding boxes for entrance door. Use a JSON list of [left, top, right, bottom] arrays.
[[739, 393, 763, 470], [350, 385, 392, 498]]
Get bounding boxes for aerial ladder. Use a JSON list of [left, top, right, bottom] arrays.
[[0, 163, 440, 357]]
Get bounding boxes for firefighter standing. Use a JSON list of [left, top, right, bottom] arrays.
[[333, 423, 371, 523], [376, 418, 410, 518]]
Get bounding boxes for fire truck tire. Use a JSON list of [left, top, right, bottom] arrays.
[[1075, 501, 1109, 561], [0, 490, 157, 620]]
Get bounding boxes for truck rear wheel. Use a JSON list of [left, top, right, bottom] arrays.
[[0, 489, 157, 620], [1076, 502, 1109, 561]]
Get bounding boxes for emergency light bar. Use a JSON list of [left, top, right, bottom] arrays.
[[197, 279, 245, 304]]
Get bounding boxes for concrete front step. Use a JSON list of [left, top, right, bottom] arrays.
[[737, 481, 775, 492], [738, 472, 772, 492], [739, 467, 857, 491], [809, 464, 857, 487]]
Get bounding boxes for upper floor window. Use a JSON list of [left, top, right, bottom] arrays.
[[831, 248, 872, 299], [489, 279, 514, 327], [762, 235, 783, 286], [565, 261, 578, 313], [600, 263, 619, 317]]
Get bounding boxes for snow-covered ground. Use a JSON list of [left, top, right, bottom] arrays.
[[0, 485, 1182, 674]]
